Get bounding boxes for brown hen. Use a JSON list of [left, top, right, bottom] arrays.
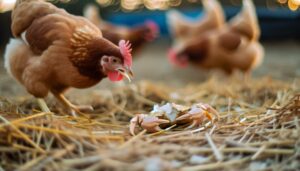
[[4, 0, 133, 116], [168, 0, 264, 75]]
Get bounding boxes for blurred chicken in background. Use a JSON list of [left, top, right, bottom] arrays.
[[84, 4, 159, 56], [167, 0, 225, 45], [168, 0, 264, 75]]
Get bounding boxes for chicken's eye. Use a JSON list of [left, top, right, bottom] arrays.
[[112, 58, 121, 64]]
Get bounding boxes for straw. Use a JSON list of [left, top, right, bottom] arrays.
[[0, 76, 298, 170]]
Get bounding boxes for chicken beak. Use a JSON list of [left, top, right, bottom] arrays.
[[117, 67, 133, 82]]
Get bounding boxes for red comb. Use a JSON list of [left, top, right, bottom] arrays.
[[167, 49, 188, 68], [119, 40, 132, 67], [145, 20, 159, 35]]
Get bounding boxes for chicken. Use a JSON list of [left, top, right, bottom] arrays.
[[4, 0, 134, 116], [168, 0, 264, 75], [84, 4, 159, 55], [166, 0, 225, 44]]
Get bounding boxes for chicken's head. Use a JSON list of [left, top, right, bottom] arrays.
[[143, 20, 159, 41], [167, 48, 189, 68], [167, 40, 208, 68], [101, 40, 133, 82]]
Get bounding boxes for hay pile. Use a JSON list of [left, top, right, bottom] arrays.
[[0, 76, 299, 171]]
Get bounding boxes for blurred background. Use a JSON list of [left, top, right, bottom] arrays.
[[0, 0, 299, 96], [1, 0, 300, 45]]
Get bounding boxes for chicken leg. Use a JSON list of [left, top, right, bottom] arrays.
[[53, 93, 94, 117], [37, 98, 51, 113]]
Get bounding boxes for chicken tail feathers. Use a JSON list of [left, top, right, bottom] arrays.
[[228, 0, 260, 41], [202, 0, 225, 29], [166, 9, 189, 40], [4, 38, 33, 83], [166, 0, 224, 43]]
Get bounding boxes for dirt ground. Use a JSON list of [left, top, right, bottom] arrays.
[[0, 39, 299, 98]]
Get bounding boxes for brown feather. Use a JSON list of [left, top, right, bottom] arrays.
[[218, 32, 242, 51]]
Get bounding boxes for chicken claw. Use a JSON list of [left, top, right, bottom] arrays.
[[130, 114, 169, 135], [54, 94, 93, 117]]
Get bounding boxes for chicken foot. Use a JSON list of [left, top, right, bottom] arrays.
[[53, 93, 94, 117]]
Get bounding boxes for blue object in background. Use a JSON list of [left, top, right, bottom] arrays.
[[105, 7, 300, 40]]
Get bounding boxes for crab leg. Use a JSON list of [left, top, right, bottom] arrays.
[[176, 112, 204, 128], [129, 114, 169, 135], [129, 114, 144, 136], [200, 104, 220, 121], [141, 118, 169, 133], [176, 103, 219, 129]]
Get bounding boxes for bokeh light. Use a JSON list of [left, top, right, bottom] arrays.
[[2, 0, 300, 13], [277, 0, 288, 4], [97, 0, 183, 11], [277, 0, 300, 11], [292, 0, 300, 5], [121, 0, 143, 11], [288, 0, 298, 11], [144, 0, 169, 10], [96, 0, 114, 7], [0, 0, 16, 12]]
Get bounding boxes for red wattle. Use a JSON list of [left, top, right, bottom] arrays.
[[107, 71, 123, 82]]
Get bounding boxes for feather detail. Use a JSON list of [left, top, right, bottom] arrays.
[[70, 26, 94, 62]]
